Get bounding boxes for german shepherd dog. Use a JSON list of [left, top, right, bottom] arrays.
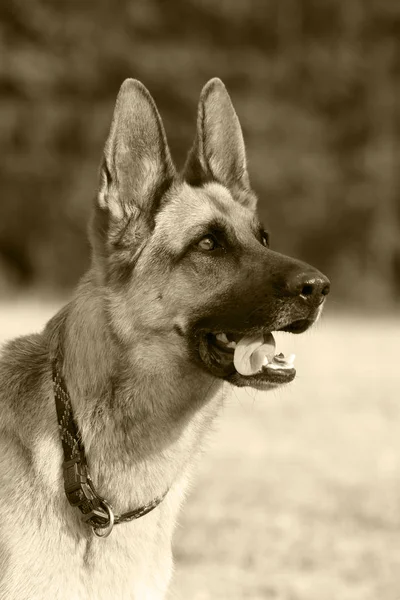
[[0, 79, 330, 599]]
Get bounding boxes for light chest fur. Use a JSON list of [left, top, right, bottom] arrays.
[[0, 297, 224, 600]]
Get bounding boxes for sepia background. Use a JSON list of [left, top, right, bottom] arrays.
[[0, 1, 400, 598]]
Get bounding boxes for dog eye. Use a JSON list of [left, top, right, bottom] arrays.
[[197, 235, 218, 251], [261, 231, 270, 248]]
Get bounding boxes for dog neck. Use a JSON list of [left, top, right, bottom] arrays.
[[50, 273, 224, 514]]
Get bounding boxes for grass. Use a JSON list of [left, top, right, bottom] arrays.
[[1, 301, 399, 600]]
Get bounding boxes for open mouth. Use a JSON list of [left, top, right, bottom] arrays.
[[198, 319, 312, 390]]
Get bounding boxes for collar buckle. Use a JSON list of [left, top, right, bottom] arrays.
[[63, 454, 91, 507]]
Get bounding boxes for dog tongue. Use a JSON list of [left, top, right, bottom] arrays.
[[233, 333, 276, 376]]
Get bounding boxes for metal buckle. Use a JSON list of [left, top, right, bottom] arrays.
[[63, 455, 91, 506], [92, 500, 115, 538], [63, 456, 114, 536]]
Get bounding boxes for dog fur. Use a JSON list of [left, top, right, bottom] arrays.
[[0, 78, 329, 599]]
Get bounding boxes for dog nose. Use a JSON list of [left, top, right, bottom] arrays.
[[285, 270, 330, 303]]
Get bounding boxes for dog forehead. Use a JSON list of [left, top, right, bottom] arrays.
[[155, 182, 255, 248]]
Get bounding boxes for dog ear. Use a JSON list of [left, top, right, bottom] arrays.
[[183, 78, 256, 209], [97, 79, 175, 228]]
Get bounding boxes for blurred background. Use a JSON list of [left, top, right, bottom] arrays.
[[1, 1, 400, 599], [1, 0, 400, 306]]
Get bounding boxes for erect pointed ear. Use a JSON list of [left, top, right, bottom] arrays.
[[183, 78, 255, 208], [97, 79, 175, 230]]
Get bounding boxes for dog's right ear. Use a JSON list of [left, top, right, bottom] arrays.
[[96, 79, 175, 241]]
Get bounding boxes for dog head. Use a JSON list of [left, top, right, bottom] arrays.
[[90, 79, 330, 391]]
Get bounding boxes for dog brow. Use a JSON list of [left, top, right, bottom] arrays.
[[186, 218, 231, 240], [187, 217, 266, 247]]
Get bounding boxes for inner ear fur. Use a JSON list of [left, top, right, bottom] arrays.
[[96, 79, 175, 239]]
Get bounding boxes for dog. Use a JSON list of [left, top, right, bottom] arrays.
[[0, 78, 330, 600]]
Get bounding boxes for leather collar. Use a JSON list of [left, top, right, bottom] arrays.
[[52, 356, 168, 538]]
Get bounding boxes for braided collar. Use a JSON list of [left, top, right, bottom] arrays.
[[52, 356, 168, 538]]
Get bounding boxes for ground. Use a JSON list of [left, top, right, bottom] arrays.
[[1, 300, 399, 600]]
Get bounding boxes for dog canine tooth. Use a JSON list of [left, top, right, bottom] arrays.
[[267, 362, 294, 371], [273, 353, 287, 363], [216, 333, 229, 344]]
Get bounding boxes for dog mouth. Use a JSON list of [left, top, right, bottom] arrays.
[[198, 318, 313, 390]]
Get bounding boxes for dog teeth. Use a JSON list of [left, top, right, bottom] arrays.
[[216, 333, 236, 348], [286, 353, 296, 365], [272, 353, 296, 365], [268, 362, 289, 370], [216, 333, 229, 344], [274, 353, 287, 364], [267, 353, 296, 370]]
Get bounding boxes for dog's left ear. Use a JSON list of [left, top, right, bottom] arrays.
[[183, 78, 256, 210]]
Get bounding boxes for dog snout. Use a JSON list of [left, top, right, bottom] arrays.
[[284, 269, 330, 304]]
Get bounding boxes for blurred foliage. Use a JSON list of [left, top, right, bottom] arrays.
[[0, 0, 400, 306]]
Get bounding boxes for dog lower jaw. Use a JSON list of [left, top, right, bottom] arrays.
[[225, 367, 296, 390]]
